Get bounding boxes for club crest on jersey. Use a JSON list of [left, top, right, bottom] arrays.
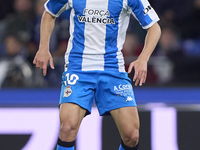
[[77, 8, 115, 24], [63, 86, 72, 97]]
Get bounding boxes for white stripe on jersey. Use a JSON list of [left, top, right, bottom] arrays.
[[65, 8, 75, 71], [116, 0, 129, 72], [82, 0, 109, 71], [82, 54, 106, 71], [117, 51, 126, 72]]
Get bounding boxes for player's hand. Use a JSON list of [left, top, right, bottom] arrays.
[[33, 50, 54, 76], [128, 59, 147, 86]]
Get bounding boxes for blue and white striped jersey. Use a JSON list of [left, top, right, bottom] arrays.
[[45, 0, 159, 72]]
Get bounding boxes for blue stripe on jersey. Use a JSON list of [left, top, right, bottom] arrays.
[[46, 0, 68, 15], [128, 0, 152, 27], [68, 0, 87, 70], [104, 0, 123, 71]]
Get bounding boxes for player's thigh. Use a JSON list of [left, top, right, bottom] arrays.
[[59, 103, 87, 128], [110, 106, 140, 137]]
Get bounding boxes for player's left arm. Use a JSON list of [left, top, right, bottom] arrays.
[[128, 22, 161, 86]]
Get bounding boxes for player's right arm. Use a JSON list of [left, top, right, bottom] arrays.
[[33, 0, 70, 76], [33, 11, 55, 76]]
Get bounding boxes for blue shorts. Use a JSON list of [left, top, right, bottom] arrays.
[[59, 70, 137, 116]]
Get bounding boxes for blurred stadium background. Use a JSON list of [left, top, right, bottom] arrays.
[[0, 0, 200, 150]]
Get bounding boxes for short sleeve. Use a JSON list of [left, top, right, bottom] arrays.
[[44, 0, 70, 18], [128, 0, 160, 29]]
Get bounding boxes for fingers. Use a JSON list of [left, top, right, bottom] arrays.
[[33, 58, 36, 65], [129, 61, 147, 86], [33, 51, 55, 76], [33, 58, 49, 76], [43, 57, 54, 76], [33, 58, 40, 68], [42, 62, 48, 76], [139, 70, 147, 86], [128, 62, 134, 74], [133, 68, 138, 82], [49, 57, 55, 69], [134, 69, 147, 86]]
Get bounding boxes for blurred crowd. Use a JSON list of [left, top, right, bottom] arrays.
[[0, 0, 200, 88]]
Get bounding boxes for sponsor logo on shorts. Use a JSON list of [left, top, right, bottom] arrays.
[[64, 86, 72, 97], [126, 96, 133, 102], [114, 84, 132, 91], [114, 84, 133, 97]]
